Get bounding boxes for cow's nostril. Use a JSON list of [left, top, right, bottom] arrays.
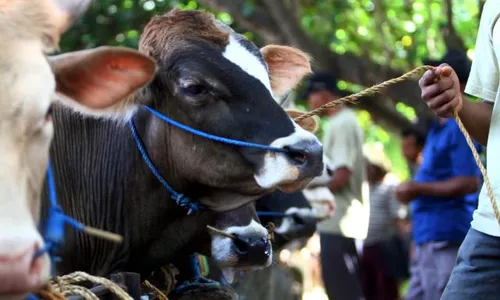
[[283, 146, 308, 165], [231, 235, 271, 266], [232, 235, 250, 255]]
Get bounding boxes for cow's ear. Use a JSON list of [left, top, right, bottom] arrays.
[[260, 45, 312, 98], [285, 109, 319, 134], [43, 0, 93, 46], [49, 46, 157, 111]]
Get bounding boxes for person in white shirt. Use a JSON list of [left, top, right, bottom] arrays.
[[304, 71, 368, 300], [418, 0, 500, 297]]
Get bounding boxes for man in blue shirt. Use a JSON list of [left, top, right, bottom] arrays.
[[394, 49, 482, 300]]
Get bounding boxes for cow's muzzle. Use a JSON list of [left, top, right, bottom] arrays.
[[282, 139, 323, 178], [231, 234, 271, 266]]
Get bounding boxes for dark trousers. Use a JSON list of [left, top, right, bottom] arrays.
[[360, 244, 399, 300], [442, 228, 500, 300], [406, 241, 459, 300], [320, 233, 363, 300]]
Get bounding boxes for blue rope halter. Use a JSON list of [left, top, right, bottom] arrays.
[[34, 161, 88, 263], [129, 105, 289, 214], [26, 161, 93, 300], [256, 211, 293, 218]]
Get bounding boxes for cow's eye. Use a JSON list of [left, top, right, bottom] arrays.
[[181, 83, 208, 97]]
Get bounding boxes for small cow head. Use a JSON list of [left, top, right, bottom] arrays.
[[128, 9, 322, 211], [209, 202, 270, 284], [0, 0, 156, 297]]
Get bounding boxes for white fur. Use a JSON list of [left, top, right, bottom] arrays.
[[0, 41, 54, 296], [223, 35, 273, 93], [254, 120, 321, 189]]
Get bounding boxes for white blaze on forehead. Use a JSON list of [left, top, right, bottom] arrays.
[[222, 35, 272, 93]]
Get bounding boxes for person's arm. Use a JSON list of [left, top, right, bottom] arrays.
[[325, 117, 357, 193], [413, 176, 479, 198], [414, 124, 480, 198], [328, 167, 351, 192], [456, 100, 493, 146]]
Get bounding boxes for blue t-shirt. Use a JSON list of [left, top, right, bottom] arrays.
[[411, 119, 481, 245]]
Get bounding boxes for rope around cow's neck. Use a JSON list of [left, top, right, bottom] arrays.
[[36, 162, 123, 260], [28, 163, 125, 299], [294, 65, 500, 226], [130, 105, 292, 215]]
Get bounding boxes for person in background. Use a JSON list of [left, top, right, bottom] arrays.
[[418, 1, 500, 298], [401, 128, 426, 178], [399, 126, 427, 269], [360, 144, 404, 300], [304, 71, 368, 300], [395, 49, 481, 300]]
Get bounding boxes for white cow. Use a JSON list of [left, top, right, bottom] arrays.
[[0, 0, 157, 298]]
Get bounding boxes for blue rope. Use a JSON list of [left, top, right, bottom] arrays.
[[34, 162, 86, 260], [256, 211, 293, 218], [28, 161, 88, 299], [129, 119, 205, 215], [173, 253, 221, 294], [142, 105, 288, 153]]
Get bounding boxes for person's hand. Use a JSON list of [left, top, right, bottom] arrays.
[[419, 64, 463, 118], [395, 182, 420, 204]]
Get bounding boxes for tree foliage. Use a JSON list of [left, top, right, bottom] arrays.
[[59, 0, 483, 180]]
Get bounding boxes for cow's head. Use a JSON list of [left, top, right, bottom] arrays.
[[130, 9, 322, 211], [208, 202, 270, 284], [0, 0, 156, 297]]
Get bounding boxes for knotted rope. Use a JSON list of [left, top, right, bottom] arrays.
[[294, 65, 500, 225], [34, 284, 66, 300], [34, 271, 134, 299]]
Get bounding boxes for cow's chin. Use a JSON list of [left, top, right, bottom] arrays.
[[218, 265, 267, 285], [199, 191, 266, 212], [212, 254, 272, 285], [212, 244, 272, 284], [277, 177, 314, 193]]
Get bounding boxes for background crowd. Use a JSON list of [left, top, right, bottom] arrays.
[[285, 46, 484, 300]]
